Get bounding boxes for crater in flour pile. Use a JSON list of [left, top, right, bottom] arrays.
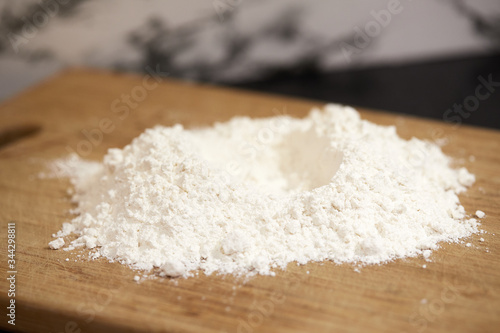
[[48, 104, 479, 278], [192, 124, 344, 194]]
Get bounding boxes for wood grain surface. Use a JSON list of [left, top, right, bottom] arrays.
[[0, 69, 499, 333]]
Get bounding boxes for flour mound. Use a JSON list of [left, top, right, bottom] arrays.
[[51, 104, 478, 277]]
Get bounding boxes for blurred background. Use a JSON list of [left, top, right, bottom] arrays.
[[0, 0, 499, 128]]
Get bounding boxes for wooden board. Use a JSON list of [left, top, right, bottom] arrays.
[[0, 69, 499, 333]]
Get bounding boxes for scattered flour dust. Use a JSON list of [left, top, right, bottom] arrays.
[[46, 104, 482, 278]]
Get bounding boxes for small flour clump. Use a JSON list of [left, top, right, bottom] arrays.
[[48, 237, 65, 250], [50, 104, 479, 277]]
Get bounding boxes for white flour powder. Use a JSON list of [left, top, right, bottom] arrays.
[[49, 104, 480, 277]]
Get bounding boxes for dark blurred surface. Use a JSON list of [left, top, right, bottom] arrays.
[[233, 54, 500, 129]]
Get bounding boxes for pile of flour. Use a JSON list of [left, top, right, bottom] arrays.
[[48, 104, 480, 277]]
